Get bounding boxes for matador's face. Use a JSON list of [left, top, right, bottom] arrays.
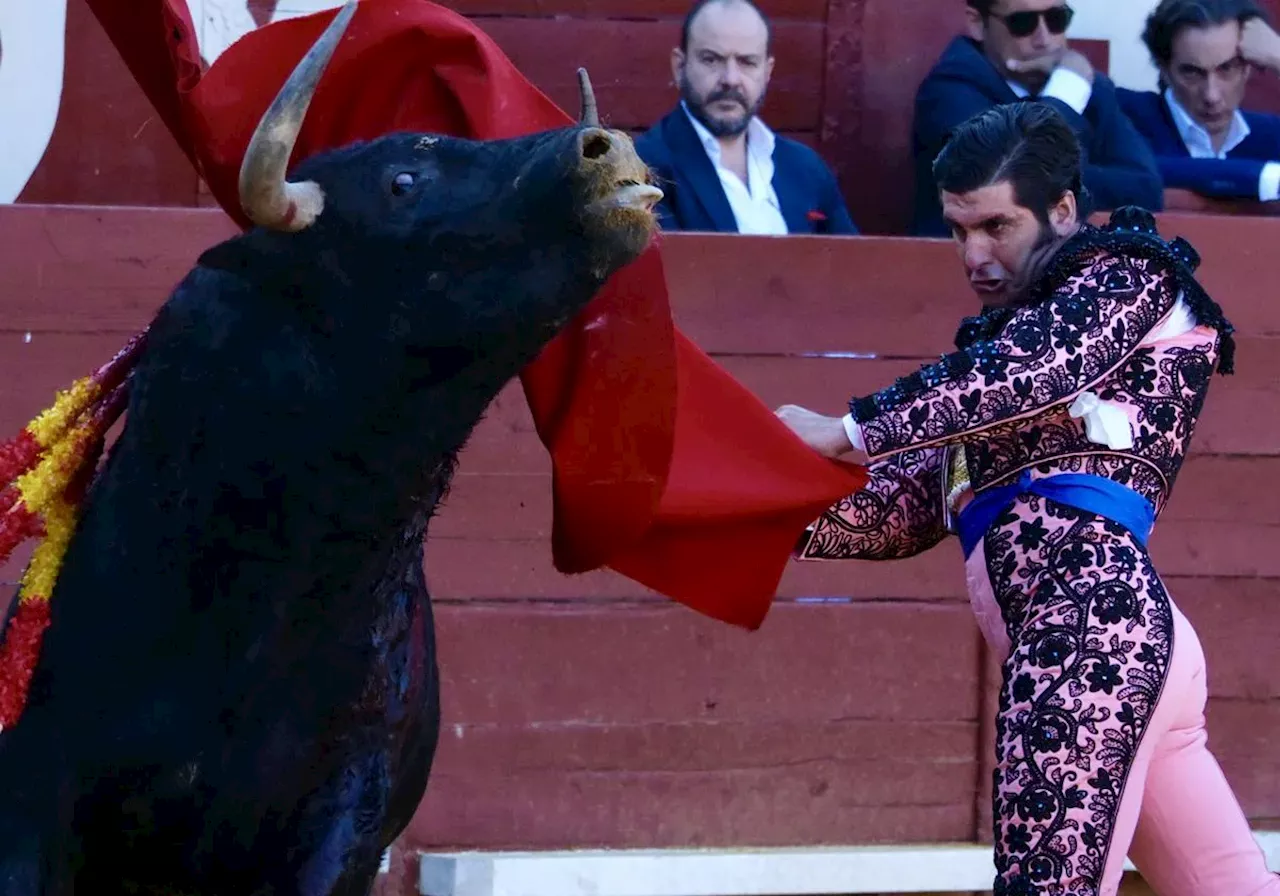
[[940, 178, 1077, 308]]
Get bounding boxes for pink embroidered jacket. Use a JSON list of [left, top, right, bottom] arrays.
[[796, 209, 1235, 562]]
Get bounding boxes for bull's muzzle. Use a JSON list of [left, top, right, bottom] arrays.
[[577, 128, 663, 213]]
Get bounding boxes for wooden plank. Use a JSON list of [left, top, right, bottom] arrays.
[[1205, 699, 1280, 820], [660, 236, 1280, 353], [263, 0, 829, 20], [0, 603, 981, 728], [1165, 457, 1280, 525], [1150, 520, 1280, 578], [421, 530, 968, 601], [0, 333, 153, 429], [3, 207, 1280, 347], [407, 754, 976, 849], [436, 0, 829, 17], [0, 207, 236, 332], [432, 603, 982, 725], [1174, 578, 1280, 702], [419, 720, 978, 834], [412, 603, 985, 850], [405, 773, 974, 849], [417, 525, 1280, 607], [427, 719, 976, 771], [427, 470, 1280, 564], [3, 411, 1271, 594], [1152, 213, 1280, 338], [424, 517, 1276, 589], [477, 19, 825, 132], [456, 350, 1276, 475]]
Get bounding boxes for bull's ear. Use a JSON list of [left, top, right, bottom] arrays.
[[577, 68, 600, 128]]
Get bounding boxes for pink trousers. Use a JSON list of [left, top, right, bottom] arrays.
[[966, 512, 1280, 896]]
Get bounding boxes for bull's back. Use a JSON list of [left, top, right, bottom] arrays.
[[1, 263, 446, 889]]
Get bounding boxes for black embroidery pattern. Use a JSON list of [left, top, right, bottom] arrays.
[[800, 448, 947, 560], [1089, 343, 1217, 500], [952, 208, 1234, 373], [983, 497, 1173, 895], [960, 333, 1219, 510], [848, 209, 1235, 468], [852, 246, 1177, 458]]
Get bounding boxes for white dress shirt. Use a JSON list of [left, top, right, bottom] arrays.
[[1005, 67, 1093, 115], [1162, 88, 1280, 202], [681, 101, 789, 235]]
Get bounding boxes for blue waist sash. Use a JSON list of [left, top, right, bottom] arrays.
[[956, 471, 1156, 559]]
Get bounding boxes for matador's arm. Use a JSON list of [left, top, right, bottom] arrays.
[[846, 245, 1180, 460], [795, 446, 950, 561]]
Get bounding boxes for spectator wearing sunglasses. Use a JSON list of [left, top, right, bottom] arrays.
[[908, 1, 1162, 236], [1117, 0, 1280, 203]]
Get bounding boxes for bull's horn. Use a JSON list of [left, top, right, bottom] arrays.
[[577, 68, 600, 128], [238, 1, 358, 231]]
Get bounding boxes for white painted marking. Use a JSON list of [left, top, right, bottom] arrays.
[[419, 832, 1280, 895], [0, 0, 68, 203]]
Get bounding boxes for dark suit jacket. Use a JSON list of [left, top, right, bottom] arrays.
[[1117, 87, 1280, 200], [633, 106, 858, 235], [910, 36, 1163, 236]]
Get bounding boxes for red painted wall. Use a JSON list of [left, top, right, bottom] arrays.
[[2, 208, 1277, 893]]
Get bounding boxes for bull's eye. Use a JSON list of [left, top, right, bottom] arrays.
[[391, 172, 417, 196]]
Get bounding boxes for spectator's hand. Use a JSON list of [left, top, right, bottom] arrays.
[[1240, 17, 1280, 74], [1056, 49, 1095, 83], [1007, 49, 1092, 84], [1005, 52, 1060, 79], [775, 405, 856, 460]]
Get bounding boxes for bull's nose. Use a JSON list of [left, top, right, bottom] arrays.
[[578, 127, 614, 161]]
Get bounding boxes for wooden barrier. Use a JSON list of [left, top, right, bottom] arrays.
[[1, 207, 1277, 885]]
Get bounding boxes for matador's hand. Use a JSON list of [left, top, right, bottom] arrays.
[[774, 405, 854, 459]]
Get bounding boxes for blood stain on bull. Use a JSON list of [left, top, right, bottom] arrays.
[[0, 2, 662, 894]]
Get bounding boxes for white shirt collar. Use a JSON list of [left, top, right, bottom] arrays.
[[678, 100, 787, 234], [680, 100, 776, 165], [1163, 87, 1250, 158]]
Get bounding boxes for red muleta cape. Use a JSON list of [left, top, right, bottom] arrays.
[[82, 0, 868, 629]]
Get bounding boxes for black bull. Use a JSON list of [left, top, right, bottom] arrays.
[[0, 5, 663, 894]]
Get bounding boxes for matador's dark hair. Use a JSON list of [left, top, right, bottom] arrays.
[[934, 102, 1094, 227]]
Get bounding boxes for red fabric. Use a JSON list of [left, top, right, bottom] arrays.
[[82, 0, 867, 630]]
